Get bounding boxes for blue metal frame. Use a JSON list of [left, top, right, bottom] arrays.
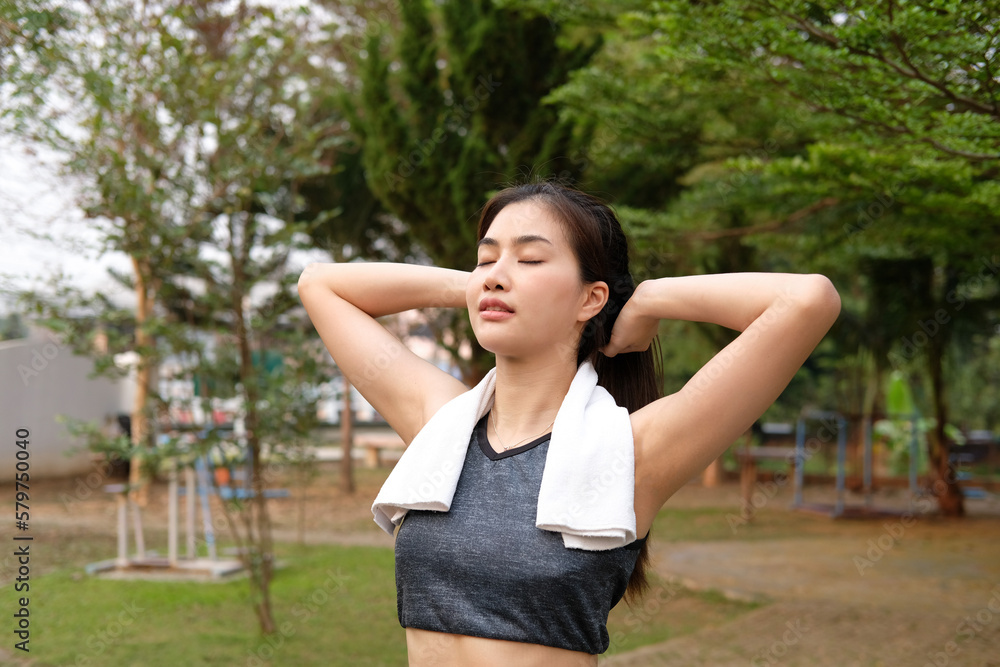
[[792, 410, 847, 517]]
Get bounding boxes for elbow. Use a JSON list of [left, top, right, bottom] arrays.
[[799, 274, 841, 327], [296, 262, 321, 295]]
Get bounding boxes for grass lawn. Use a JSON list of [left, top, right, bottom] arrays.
[[5, 542, 404, 667], [2, 510, 765, 666]]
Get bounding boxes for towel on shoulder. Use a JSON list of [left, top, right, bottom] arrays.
[[371, 359, 638, 550]]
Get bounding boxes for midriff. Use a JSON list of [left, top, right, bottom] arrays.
[[405, 628, 598, 667]]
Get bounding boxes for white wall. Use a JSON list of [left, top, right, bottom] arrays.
[[0, 324, 128, 481]]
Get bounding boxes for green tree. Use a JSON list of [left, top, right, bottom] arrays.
[[647, 0, 1000, 516], [348, 0, 601, 383], [533, 0, 999, 515], [3, 0, 339, 635]]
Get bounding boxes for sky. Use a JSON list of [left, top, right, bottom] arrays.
[[0, 0, 349, 318], [0, 136, 136, 313], [0, 136, 333, 318]]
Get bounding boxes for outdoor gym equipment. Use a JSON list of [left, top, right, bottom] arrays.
[[790, 409, 921, 518]]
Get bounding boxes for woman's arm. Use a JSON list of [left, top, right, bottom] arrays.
[[616, 272, 841, 508], [298, 261, 470, 317], [605, 272, 840, 355], [297, 262, 472, 445]]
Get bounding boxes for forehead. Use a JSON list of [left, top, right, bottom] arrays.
[[478, 200, 569, 250]]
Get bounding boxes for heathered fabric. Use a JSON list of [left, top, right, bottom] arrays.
[[394, 412, 647, 655]]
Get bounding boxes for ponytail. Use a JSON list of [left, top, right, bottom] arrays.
[[579, 267, 663, 609]]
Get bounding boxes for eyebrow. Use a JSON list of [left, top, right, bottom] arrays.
[[476, 234, 554, 250]]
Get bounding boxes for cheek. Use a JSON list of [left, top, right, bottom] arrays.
[[535, 276, 583, 319], [465, 280, 478, 310]]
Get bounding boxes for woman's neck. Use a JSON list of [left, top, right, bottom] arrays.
[[490, 355, 578, 440]]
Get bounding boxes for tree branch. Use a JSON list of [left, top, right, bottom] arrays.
[[755, 0, 998, 118], [689, 196, 840, 241], [760, 67, 1000, 160]]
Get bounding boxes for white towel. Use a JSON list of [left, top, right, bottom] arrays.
[[371, 359, 637, 550]]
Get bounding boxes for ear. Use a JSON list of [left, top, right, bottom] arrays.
[[578, 280, 609, 321]]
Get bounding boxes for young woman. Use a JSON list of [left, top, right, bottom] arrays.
[[297, 182, 841, 666]]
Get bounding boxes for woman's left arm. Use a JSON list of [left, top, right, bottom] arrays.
[[604, 272, 841, 506]]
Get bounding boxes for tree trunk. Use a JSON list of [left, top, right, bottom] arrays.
[[129, 255, 153, 508], [341, 374, 355, 493], [233, 249, 277, 635], [927, 330, 964, 516]]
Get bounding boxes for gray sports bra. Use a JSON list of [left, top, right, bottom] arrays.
[[393, 411, 647, 655]]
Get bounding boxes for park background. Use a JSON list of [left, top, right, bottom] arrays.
[[1, 1, 999, 665]]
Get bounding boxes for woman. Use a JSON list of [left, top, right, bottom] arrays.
[[297, 182, 841, 666]]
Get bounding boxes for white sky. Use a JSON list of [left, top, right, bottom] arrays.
[[0, 136, 334, 317], [0, 136, 135, 313], [0, 0, 339, 318]]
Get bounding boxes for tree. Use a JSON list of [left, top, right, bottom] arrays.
[[533, 0, 1000, 514], [3, 0, 340, 635], [348, 0, 602, 383], [645, 0, 1000, 516]]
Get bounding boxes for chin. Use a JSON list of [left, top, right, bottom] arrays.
[[471, 329, 517, 356], [476, 333, 559, 363]]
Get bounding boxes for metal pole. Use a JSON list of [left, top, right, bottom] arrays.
[[195, 457, 217, 560], [130, 495, 146, 559], [864, 416, 873, 510], [835, 415, 846, 517], [185, 465, 196, 559], [794, 416, 805, 508], [116, 492, 128, 567], [168, 462, 178, 566], [909, 412, 919, 499]]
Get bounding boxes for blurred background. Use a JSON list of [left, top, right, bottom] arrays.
[[0, 1, 998, 665]]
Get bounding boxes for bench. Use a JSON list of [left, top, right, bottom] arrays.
[[734, 446, 797, 510], [356, 432, 407, 468]]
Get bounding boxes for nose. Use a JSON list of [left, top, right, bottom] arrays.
[[481, 256, 510, 291]]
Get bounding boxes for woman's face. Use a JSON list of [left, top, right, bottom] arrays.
[[466, 200, 607, 363]]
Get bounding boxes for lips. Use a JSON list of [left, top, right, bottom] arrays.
[[479, 298, 514, 313], [479, 298, 515, 321]]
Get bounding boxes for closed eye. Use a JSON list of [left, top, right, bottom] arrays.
[[474, 260, 543, 267]]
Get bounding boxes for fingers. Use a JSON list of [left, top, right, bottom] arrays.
[[601, 339, 651, 357], [601, 335, 620, 357]]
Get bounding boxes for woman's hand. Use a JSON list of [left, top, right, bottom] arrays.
[[601, 282, 660, 357]]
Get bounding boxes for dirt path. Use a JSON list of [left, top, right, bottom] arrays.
[[602, 490, 1000, 666]]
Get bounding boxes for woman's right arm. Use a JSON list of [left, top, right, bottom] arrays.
[[297, 262, 471, 445]]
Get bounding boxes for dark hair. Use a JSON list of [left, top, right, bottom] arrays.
[[476, 180, 663, 607]]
